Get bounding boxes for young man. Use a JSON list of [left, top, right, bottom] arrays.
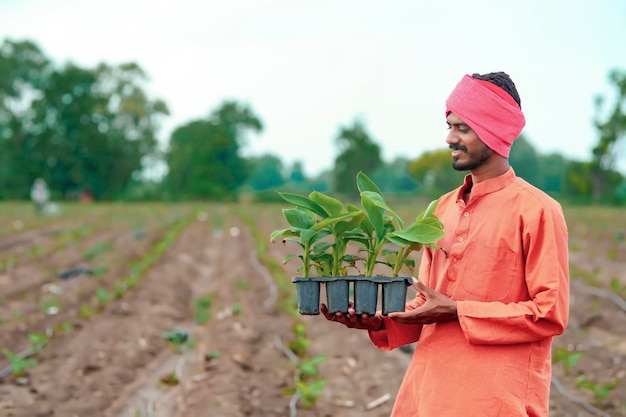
[[322, 72, 570, 417]]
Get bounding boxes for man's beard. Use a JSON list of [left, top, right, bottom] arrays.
[[450, 144, 491, 171]]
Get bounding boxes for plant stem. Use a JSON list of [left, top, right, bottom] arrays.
[[366, 240, 383, 276], [303, 241, 311, 277], [392, 247, 409, 277], [331, 237, 344, 276]]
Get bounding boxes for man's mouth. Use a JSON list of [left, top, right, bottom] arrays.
[[449, 145, 467, 152]]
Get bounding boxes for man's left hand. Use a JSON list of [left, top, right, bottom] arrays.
[[388, 278, 458, 324]]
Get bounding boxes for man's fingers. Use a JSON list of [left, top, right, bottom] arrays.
[[412, 278, 430, 295], [411, 276, 421, 290], [388, 311, 406, 319], [320, 303, 333, 320]]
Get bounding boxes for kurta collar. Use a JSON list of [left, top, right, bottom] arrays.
[[457, 167, 516, 202]]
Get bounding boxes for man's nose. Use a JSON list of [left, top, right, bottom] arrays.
[[445, 130, 458, 145]]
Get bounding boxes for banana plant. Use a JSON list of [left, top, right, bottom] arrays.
[[270, 191, 364, 277], [271, 172, 445, 278], [385, 199, 445, 276], [355, 171, 445, 277]]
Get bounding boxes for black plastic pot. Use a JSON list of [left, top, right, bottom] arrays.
[[292, 276, 411, 316], [325, 279, 350, 314], [292, 277, 322, 315], [381, 278, 411, 315], [353, 278, 378, 315]]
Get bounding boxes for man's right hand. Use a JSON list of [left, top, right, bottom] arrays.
[[321, 302, 384, 331]]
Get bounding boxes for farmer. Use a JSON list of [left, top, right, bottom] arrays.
[[321, 72, 570, 417], [30, 178, 50, 214]]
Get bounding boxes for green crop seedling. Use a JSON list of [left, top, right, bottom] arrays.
[[1, 348, 38, 378]]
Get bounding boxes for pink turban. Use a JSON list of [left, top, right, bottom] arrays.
[[445, 74, 525, 158]]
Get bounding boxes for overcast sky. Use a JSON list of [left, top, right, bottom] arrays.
[[1, 0, 625, 176]]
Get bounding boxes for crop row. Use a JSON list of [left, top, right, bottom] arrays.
[[0, 204, 200, 381]]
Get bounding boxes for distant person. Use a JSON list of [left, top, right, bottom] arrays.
[[30, 178, 50, 214], [322, 72, 570, 416]]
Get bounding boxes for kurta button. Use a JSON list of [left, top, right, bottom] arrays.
[[464, 212, 469, 217], [458, 237, 464, 242]]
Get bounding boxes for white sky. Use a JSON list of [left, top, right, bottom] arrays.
[[1, 0, 625, 176]]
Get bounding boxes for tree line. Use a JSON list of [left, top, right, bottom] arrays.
[[1, 38, 625, 205]]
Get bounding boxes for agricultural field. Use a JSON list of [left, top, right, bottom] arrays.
[[0, 200, 624, 417]]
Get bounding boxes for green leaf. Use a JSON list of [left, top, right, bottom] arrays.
[[313, 241, 333, 254], [269, 228, 298, 241], [370, 192, 404, 229], [361, 191, 404, 229], [300, 229, 317, 243], [311, 211, 363, 231], [278, 192, 328, 217], [415, 199, 440, 221], [358, 217, 374, 237], [361, 190, 386, 208], [283, 208, 316, 229], [309, 229, 332, 245], [311, 252, 333, 262], [341, 254, 362, 262], [346, 236, 371, 248], [424, 199, 439, 218], [403, 258, 416, 269], [1, 348, 16, 360], [163, 330, 189, 345], [382, 248, 400, 256], [385, 234, 411, 247], [309, 191, 344, 216], [356, 171, 383, 195], [334, 216, 364, 235], [361, 192, 385, 238], [564, 351, 583, 368], [298, 355, 328, 377], [282, 254, 301, 264], [416, 215, 444, 229], [283, 237, 305, 247], [388, 222, 445, 244], [28, 332, 49, 352]]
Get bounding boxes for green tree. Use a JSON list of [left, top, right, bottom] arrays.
[[333, 119, 382, 197], [510, 135, 542, 188], [406, 148, 466, 198], [0, 39, 52, 198], [30, 62, 168, 200], [164, 101, 263, 200], [0, 39, 169, 200], [288, 161, 306, 183], [562, 160, 593, 204], [246, 153, 285, 191], [591, 68, 626, 203], [371, 157, 418, 193], [539, 153, 567, 195]]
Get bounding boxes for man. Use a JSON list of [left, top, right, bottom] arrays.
[[321, 72, 570, 417], [30, 178, 50, 214]]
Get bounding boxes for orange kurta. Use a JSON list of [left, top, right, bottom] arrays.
[[370, 168, 569, 417]]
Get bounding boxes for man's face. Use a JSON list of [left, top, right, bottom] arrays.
[[445, 112, 492, 171]]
